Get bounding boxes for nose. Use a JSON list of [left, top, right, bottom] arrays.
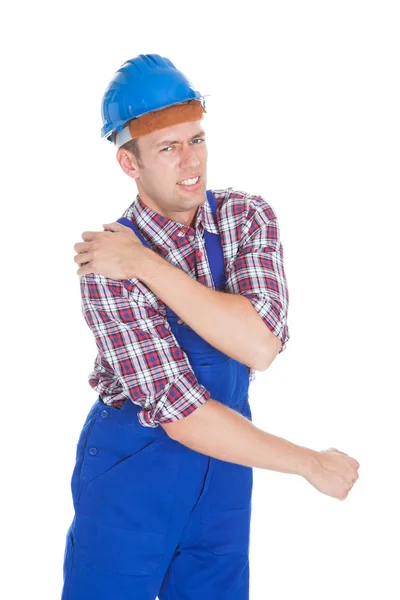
[[180, 144, 200, 169]]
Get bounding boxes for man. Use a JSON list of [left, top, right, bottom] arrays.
[[62, 54, 359, 600]]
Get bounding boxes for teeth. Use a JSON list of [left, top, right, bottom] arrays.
[[178, 176, 199, 186]]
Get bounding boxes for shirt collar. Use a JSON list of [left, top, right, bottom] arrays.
[[123, 191, 219, 250]]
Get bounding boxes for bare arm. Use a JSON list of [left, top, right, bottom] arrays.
[[137, 197, 289, 371], [136, 195, 289, 371], [140, 251, 281, 371], [161, 399, 360, 501], [162, 397, 315, 475]]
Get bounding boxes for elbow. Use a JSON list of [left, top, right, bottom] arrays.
[[160, 420, 182, 441], [252, 336, 282, 371], [160, 400, 208, 443], [160, 413, 195, 443]]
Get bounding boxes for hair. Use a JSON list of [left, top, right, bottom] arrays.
[[121, 137, 142, 165], [112, 132, 143, 167]]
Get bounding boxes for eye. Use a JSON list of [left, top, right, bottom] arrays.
[[161, 146, 174, 153], [191, 138, 205, 144]]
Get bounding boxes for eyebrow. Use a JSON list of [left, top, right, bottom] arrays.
[[154, 130, 206, 148]]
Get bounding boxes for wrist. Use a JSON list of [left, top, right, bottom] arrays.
[[128, 247, 158, 281], [296, 446, 320, 479], [138, 248, 168, 285]]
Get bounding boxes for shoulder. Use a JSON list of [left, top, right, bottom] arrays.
[[211, 187, 278, 222], [82, 272, 161, 309], [80, 274, 125, 298], [211, 188, 279, 244]]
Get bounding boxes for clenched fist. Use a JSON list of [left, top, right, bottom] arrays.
[[304, 447, 360, 500]]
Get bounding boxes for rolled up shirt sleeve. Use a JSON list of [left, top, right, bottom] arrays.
[[225, 195, 290, 352], [81, 273, 211, 427]]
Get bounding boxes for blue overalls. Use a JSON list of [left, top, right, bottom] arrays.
[[62, 190, 253, 599]]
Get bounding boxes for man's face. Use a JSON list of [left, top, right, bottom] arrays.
[[127, 120, 208, 226]]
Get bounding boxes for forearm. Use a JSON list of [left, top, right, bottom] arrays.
[[138, 250, 281, 370], [161, 398, 318, 478]]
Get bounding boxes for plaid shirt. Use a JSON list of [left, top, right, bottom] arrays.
[[81, 188, 290, 427]]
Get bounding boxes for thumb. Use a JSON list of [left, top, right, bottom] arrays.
[[324, 447, 349, 456]]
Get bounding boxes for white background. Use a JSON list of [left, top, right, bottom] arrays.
[[1, 1, 399, 598]]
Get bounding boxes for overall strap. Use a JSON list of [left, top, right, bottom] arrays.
[[116, 217, 150, 248], [204, 190, 226, 290]]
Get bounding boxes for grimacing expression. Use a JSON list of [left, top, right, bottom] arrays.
[[119, 120, 208, 226]]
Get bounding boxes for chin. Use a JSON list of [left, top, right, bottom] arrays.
[[176, 187, 205, 201]]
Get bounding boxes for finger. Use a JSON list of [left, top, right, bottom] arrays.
[[81, 231, 100, 242], [329, 448, 349, 456], [102, 222, 124, 232], [77, 263, 93, 276], [74, 252, 94, 265], [74, 241, 92, 253], [103, 222, 136, 237]]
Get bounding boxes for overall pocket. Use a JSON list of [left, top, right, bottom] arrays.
[[199, 457, 253, 556], [70, 402, 102, 511], [74, 515, 165, 576], [200, 504, 252, 555], [74, 437, 180, 576]]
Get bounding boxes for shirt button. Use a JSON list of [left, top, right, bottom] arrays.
[[178, 231, 185, 237], [177, 318, 183, 324], [101, 409, 108, 418], [88, 447, 97, 456], [197, 250, 202, 258]]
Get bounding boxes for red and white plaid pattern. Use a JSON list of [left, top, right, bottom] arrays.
[[81, 188, 290, 427]]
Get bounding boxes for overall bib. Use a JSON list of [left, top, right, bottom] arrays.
[[62, 191, 253, 600]]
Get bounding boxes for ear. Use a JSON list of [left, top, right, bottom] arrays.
[[116, 148, 140, 180]]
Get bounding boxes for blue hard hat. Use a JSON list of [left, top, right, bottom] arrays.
[[101, 54, 205, 142]]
